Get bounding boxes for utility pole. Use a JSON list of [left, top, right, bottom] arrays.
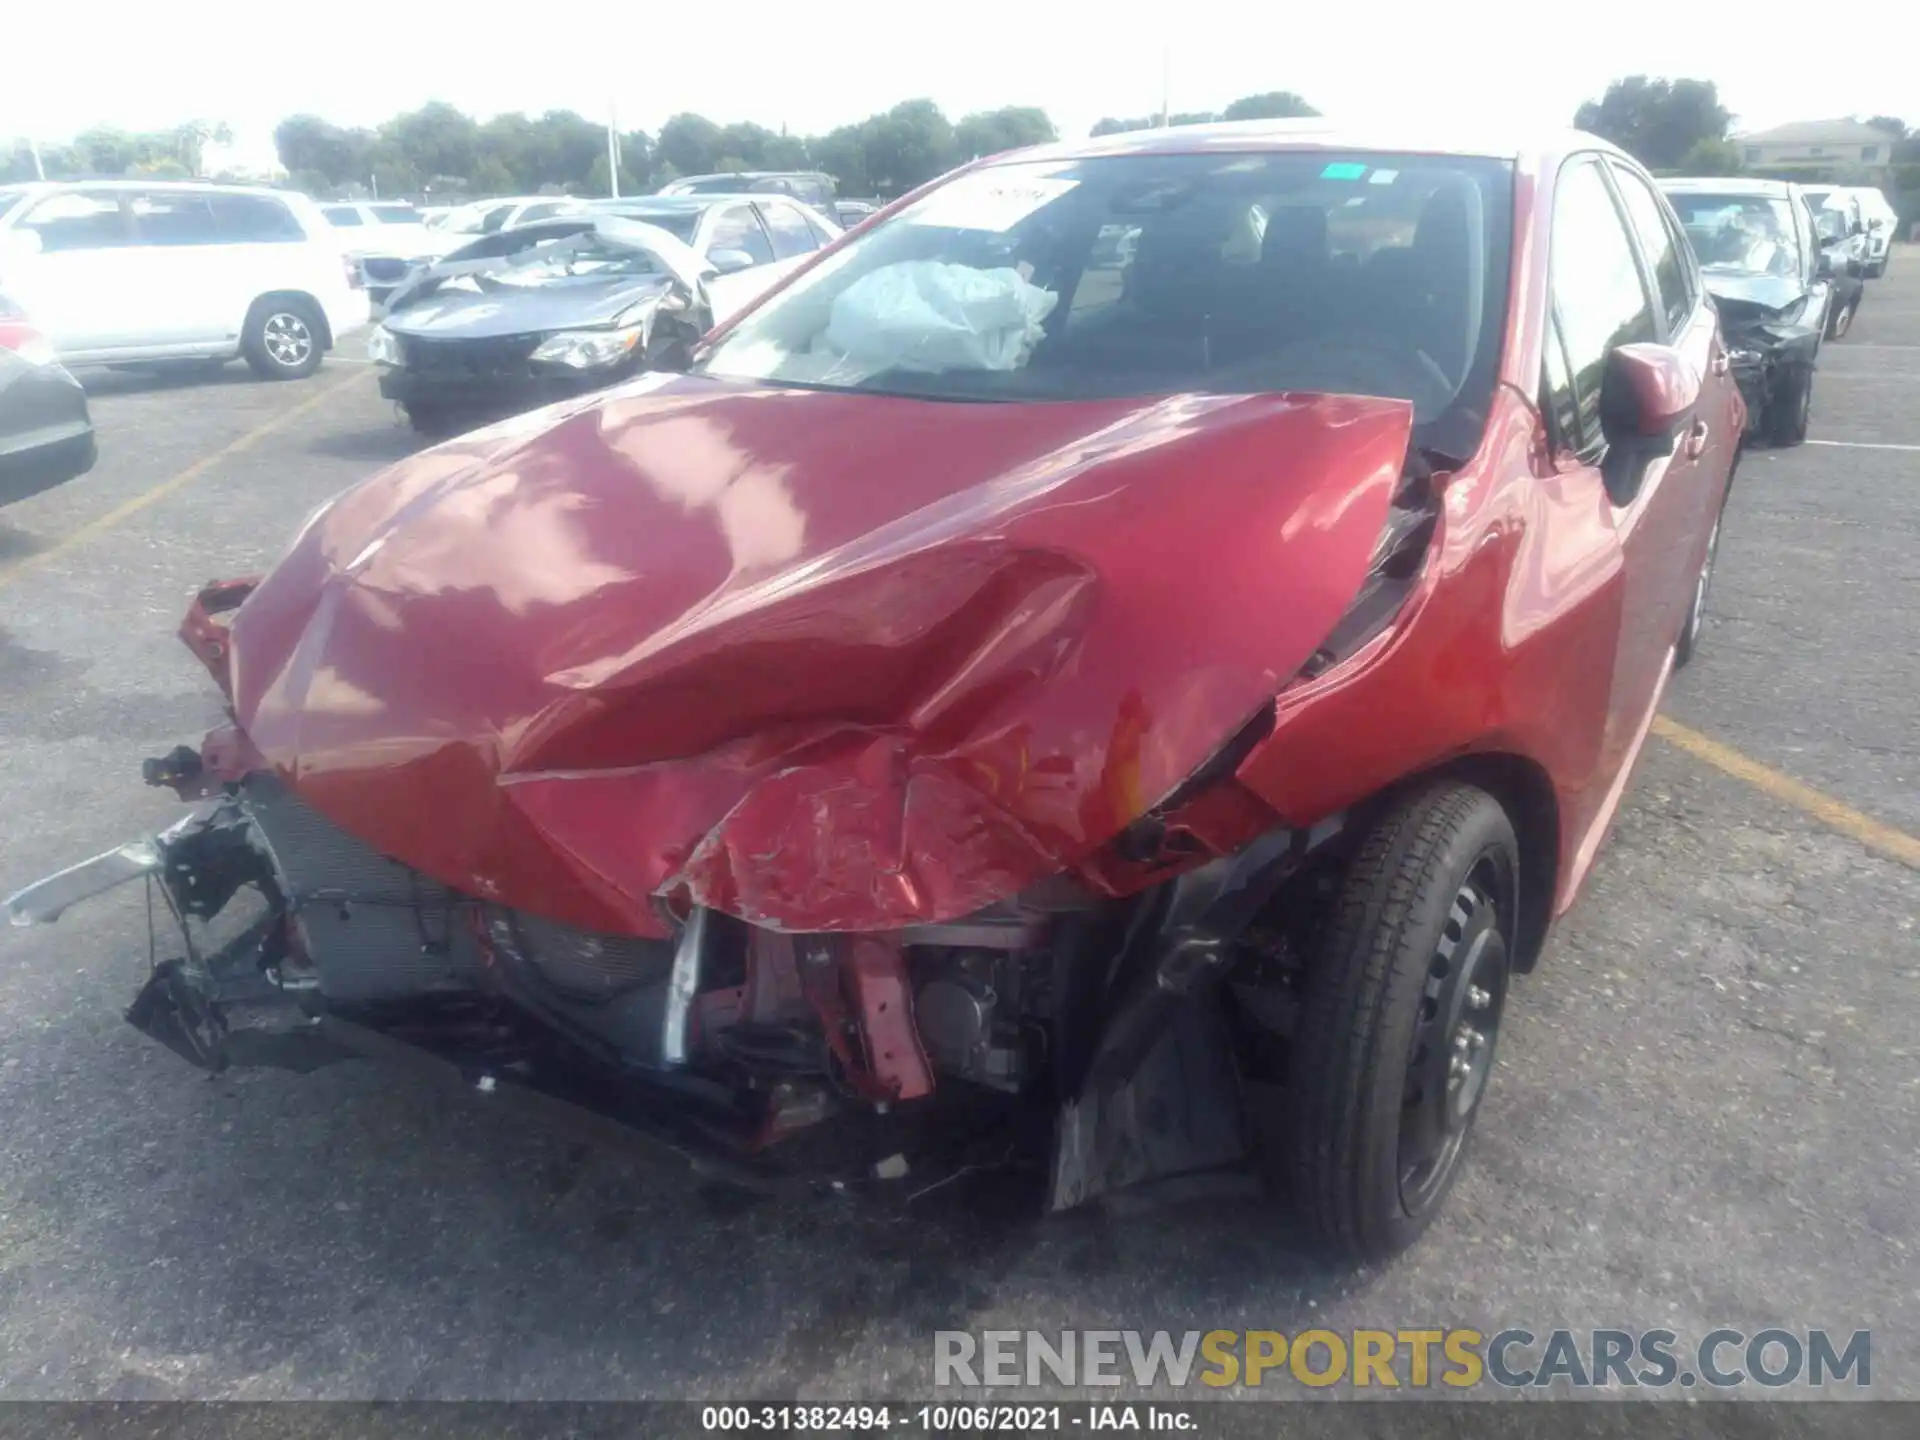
[[1159, 47, 1170, 128], [607, 102, 621, 198], [28, 136, 46, 179]]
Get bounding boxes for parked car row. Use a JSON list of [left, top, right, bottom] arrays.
[[13, 122, 1782, 1264], [365, 192, 841, 433], [1655, 176, 1898, 453]]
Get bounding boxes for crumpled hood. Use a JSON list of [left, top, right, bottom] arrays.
[[384, 275, 672, 339], [227, 373, 1412, 936], [1704, 272, 1804, 316]]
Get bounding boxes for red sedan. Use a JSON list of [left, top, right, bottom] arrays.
[[8, 123, 1740, 1258]]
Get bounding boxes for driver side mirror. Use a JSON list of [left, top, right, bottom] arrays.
[[708, 247, 756, 274], [1815, 250, 1835, 279], [1598, 343, 1700, 504]]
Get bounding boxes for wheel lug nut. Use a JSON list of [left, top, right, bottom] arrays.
[[1468, 1030, 1487, 1051], [1467, 985, 1492, 1011]]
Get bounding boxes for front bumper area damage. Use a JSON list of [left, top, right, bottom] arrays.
[[9, 385, 1438, 1212], [11, 743, 1351, 1205]]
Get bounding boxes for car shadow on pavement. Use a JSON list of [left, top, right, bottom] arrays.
[[300, 425, 431, 466], [75, 363, 266, 398], [1, 980, 1356, 1398]]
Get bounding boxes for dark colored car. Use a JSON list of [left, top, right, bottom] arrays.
[[7, 124, 1741, 1259], [1661, 179, 1828, 446], [1801, 189, 1868, 339], [0, 293, 96, 506], [366, 213, 715, 434]]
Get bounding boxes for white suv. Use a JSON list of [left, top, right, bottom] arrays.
[[0, 181, 369, 379]]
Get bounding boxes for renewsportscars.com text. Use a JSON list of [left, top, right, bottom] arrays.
[[934, 1328, 1871, 1390]]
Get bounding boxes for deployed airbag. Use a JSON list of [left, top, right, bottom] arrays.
[[823, 262, 1059, 374]]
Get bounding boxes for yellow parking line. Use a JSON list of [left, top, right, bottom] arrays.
[[1653, 715, 1920, 870], [0, 369, 367, 590]]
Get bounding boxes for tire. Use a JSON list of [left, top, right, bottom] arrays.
[[401, 401, 466, 437], [1765, 364, 1812, 448], [1674, 499, 1724, 668], [242, 298, 325, 380], [1826, 294, 1855, 341], [1285, 781, 1519, 1260]]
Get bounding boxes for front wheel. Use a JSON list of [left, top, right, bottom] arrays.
[[1285, 782, 1519, 1260], [242, 299, 324, 380], [1826, 295, 1856, 341]]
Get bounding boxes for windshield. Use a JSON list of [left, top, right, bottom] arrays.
[[1667, 194, 1801, 279], [694, 151, 1514, 460], [370, 204, 419, 224]]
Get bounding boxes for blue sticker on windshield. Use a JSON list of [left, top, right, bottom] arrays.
[[1320, 162, 1368, 180]]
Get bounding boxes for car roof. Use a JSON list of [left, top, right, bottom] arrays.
[[669, 171, 829, 184], [590, 196, 716, 214], [1659, 177, 1800, 198], [0, 178, 295, 200], [998, 118, 1625, 167]]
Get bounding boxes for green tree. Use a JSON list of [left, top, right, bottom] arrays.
[[1573, 76, 1731, 170], [811, 123, 871, 195], [954, 106, 1056, 160], [1677, 137, 1743, 176], [656, 113, 723, 176], [859, 99, 956, 195], [275, 115, 373, 186], [1221, 91, 1318, 121], [378, 102, 480, 186], [1865, 115, 1907, 139]]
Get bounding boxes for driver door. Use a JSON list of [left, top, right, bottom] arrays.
[[1542, 158, 1710, 803]]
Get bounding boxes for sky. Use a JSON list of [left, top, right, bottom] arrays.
[[5, 0, 1912, 174]]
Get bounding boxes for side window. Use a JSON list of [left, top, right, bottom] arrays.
[[1541, 310, 1581, 449], [518, 203, 562, 223], [209, 194, 307, 244], [805, 213, 839, 247], [20, 190, 132, 251], [756, 201, 819, 259], [130, 191, 219, 246], [1549, 159, 1658, 454], [480, 204, 515, 233], [321, 205, 364, 227], [708, 204, 775, 265], [1608, 165, 1691, 334]]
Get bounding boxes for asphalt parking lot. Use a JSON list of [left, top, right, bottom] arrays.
[[1, 261, 1916, 1403]]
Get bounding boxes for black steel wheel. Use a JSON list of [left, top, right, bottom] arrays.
[[1286, 781, 1519, 1260]]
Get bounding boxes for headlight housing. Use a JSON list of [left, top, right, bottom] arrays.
[[365, 325, 402, 367], [531, 324, 646, 370]]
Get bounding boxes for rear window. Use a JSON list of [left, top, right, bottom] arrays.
[[211, 194, 307, 243], [19, 191, 131, 251], [322, 205, 364, 226], [370, 205, 419, 224], [698, 151, 1515, 462]]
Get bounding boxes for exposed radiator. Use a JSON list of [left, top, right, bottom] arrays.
[[243, 774, 484, 1002]]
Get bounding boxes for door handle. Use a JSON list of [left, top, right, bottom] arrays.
[[1685, 418, 1710, 459]]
